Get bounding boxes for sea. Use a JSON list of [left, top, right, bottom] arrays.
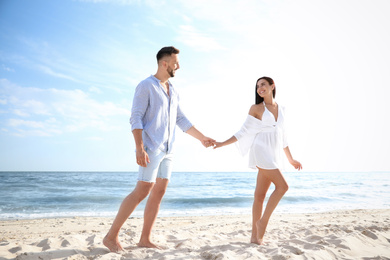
[[0, 171, 389, 220]]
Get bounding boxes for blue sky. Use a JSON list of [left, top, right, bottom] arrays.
[[1, 0, 390, 172]]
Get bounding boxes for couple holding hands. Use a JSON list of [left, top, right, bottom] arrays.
[[103, 46, 302, 253]]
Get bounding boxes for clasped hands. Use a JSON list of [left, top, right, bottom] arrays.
[[202, 138, 222, 149]]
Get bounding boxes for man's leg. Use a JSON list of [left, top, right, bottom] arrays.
[[138, 177, 169, 248], [103, 181, 154, 252]]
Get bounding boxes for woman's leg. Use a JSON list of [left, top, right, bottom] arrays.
[[256, 168, 288, 244], [251, 169, 271, 244]]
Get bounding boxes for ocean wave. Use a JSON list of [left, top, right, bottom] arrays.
[[1, 171, 389, 220], [165, 197, 251, 206]]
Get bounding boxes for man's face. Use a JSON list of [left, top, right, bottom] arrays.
[[166, 54, 180, 77]]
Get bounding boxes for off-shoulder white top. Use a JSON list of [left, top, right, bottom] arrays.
[[234, 103, 288, 170]]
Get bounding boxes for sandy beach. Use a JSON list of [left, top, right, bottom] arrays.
[[0, 209, 389, 260]]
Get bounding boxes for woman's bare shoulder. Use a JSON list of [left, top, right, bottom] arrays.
[[249, 103, 264, 117]]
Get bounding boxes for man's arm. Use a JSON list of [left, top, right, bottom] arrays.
[[130, 82, 149, 131], [186, 126, 215, 148], [132, 129, 150, 167], [130, 81, 151, 167]]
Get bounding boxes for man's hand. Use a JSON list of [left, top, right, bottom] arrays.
[[136, 147, 150, 167], [185, 126, 215, 148], [202, 137, 216, 148]]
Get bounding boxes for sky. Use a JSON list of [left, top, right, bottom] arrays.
[[1, 0, 389, 172]]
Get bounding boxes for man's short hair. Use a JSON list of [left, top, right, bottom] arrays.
[[156, 46, 180, 62]]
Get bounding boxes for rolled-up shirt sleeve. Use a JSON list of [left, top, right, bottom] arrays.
[[130, 82, 149, 131], [176, 103, 193, 132]]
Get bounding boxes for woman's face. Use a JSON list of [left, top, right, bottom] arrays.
[[257, 79, 274, 97]]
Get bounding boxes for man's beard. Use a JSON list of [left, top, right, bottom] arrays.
[[167, 67, 175, 77]]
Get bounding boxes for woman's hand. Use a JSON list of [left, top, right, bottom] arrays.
[[213, 142, 225, 149], [289, 159, 302, 170], [213, 136, 237, 149]]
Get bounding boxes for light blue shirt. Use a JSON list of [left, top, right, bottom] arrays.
[[130, 75, 193, 153]]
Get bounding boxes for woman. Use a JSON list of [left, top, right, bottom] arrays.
[[213, 76, 302, 245]]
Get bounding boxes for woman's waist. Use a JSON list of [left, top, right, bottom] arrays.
[[257, 126, 280, 133], [253, 129, 283, 140]]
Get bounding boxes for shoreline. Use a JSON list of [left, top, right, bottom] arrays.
[[1, 207, 389, 221], [1, 209, 389, 259], [3, 206, 390, 222]]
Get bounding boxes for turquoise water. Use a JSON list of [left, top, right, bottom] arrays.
[[0, 171, 389, 219]]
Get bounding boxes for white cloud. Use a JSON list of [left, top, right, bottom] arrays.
[[2, 64, 15, 72], [7, 118, 62, 137], [175, 25, 225, 52], [77, 0, 163, 7], [8, 119, 45, 128], [12, 109, 30, 117], [149, 17, 166, 27], [176, 0, 273, 35], [4, 36, 132, 94], [36, 65, 78, 82], [77, 0, 138, 4], [0, 79, 130, 137], [86, 136, 104, 141], [88, 86, 103, 94]]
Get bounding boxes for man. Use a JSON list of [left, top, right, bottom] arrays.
[[103, 46, 214, 252]]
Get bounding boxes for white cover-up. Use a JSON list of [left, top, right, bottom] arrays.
[[234, 103, 288, 170]]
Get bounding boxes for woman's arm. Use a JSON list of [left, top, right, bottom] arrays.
[[283, 146, 302, 170], [213, 136, 238, 149], [214, 105, 258, 149]]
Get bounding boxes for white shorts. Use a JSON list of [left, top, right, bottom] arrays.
[[137, 147, 174, 183]]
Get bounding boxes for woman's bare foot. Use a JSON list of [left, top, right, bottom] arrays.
[[250, 237, 261, 245], [251, 236, 265, 245], [255, 219, 267, 245], [103, 235, 124, 253], [137, 240, 163, 249]]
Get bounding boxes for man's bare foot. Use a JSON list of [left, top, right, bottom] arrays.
[[137, 240, 163, 249], [103, 235, 124, 253]]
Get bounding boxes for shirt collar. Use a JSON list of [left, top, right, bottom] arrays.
[[150, 75, 172, 87]]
